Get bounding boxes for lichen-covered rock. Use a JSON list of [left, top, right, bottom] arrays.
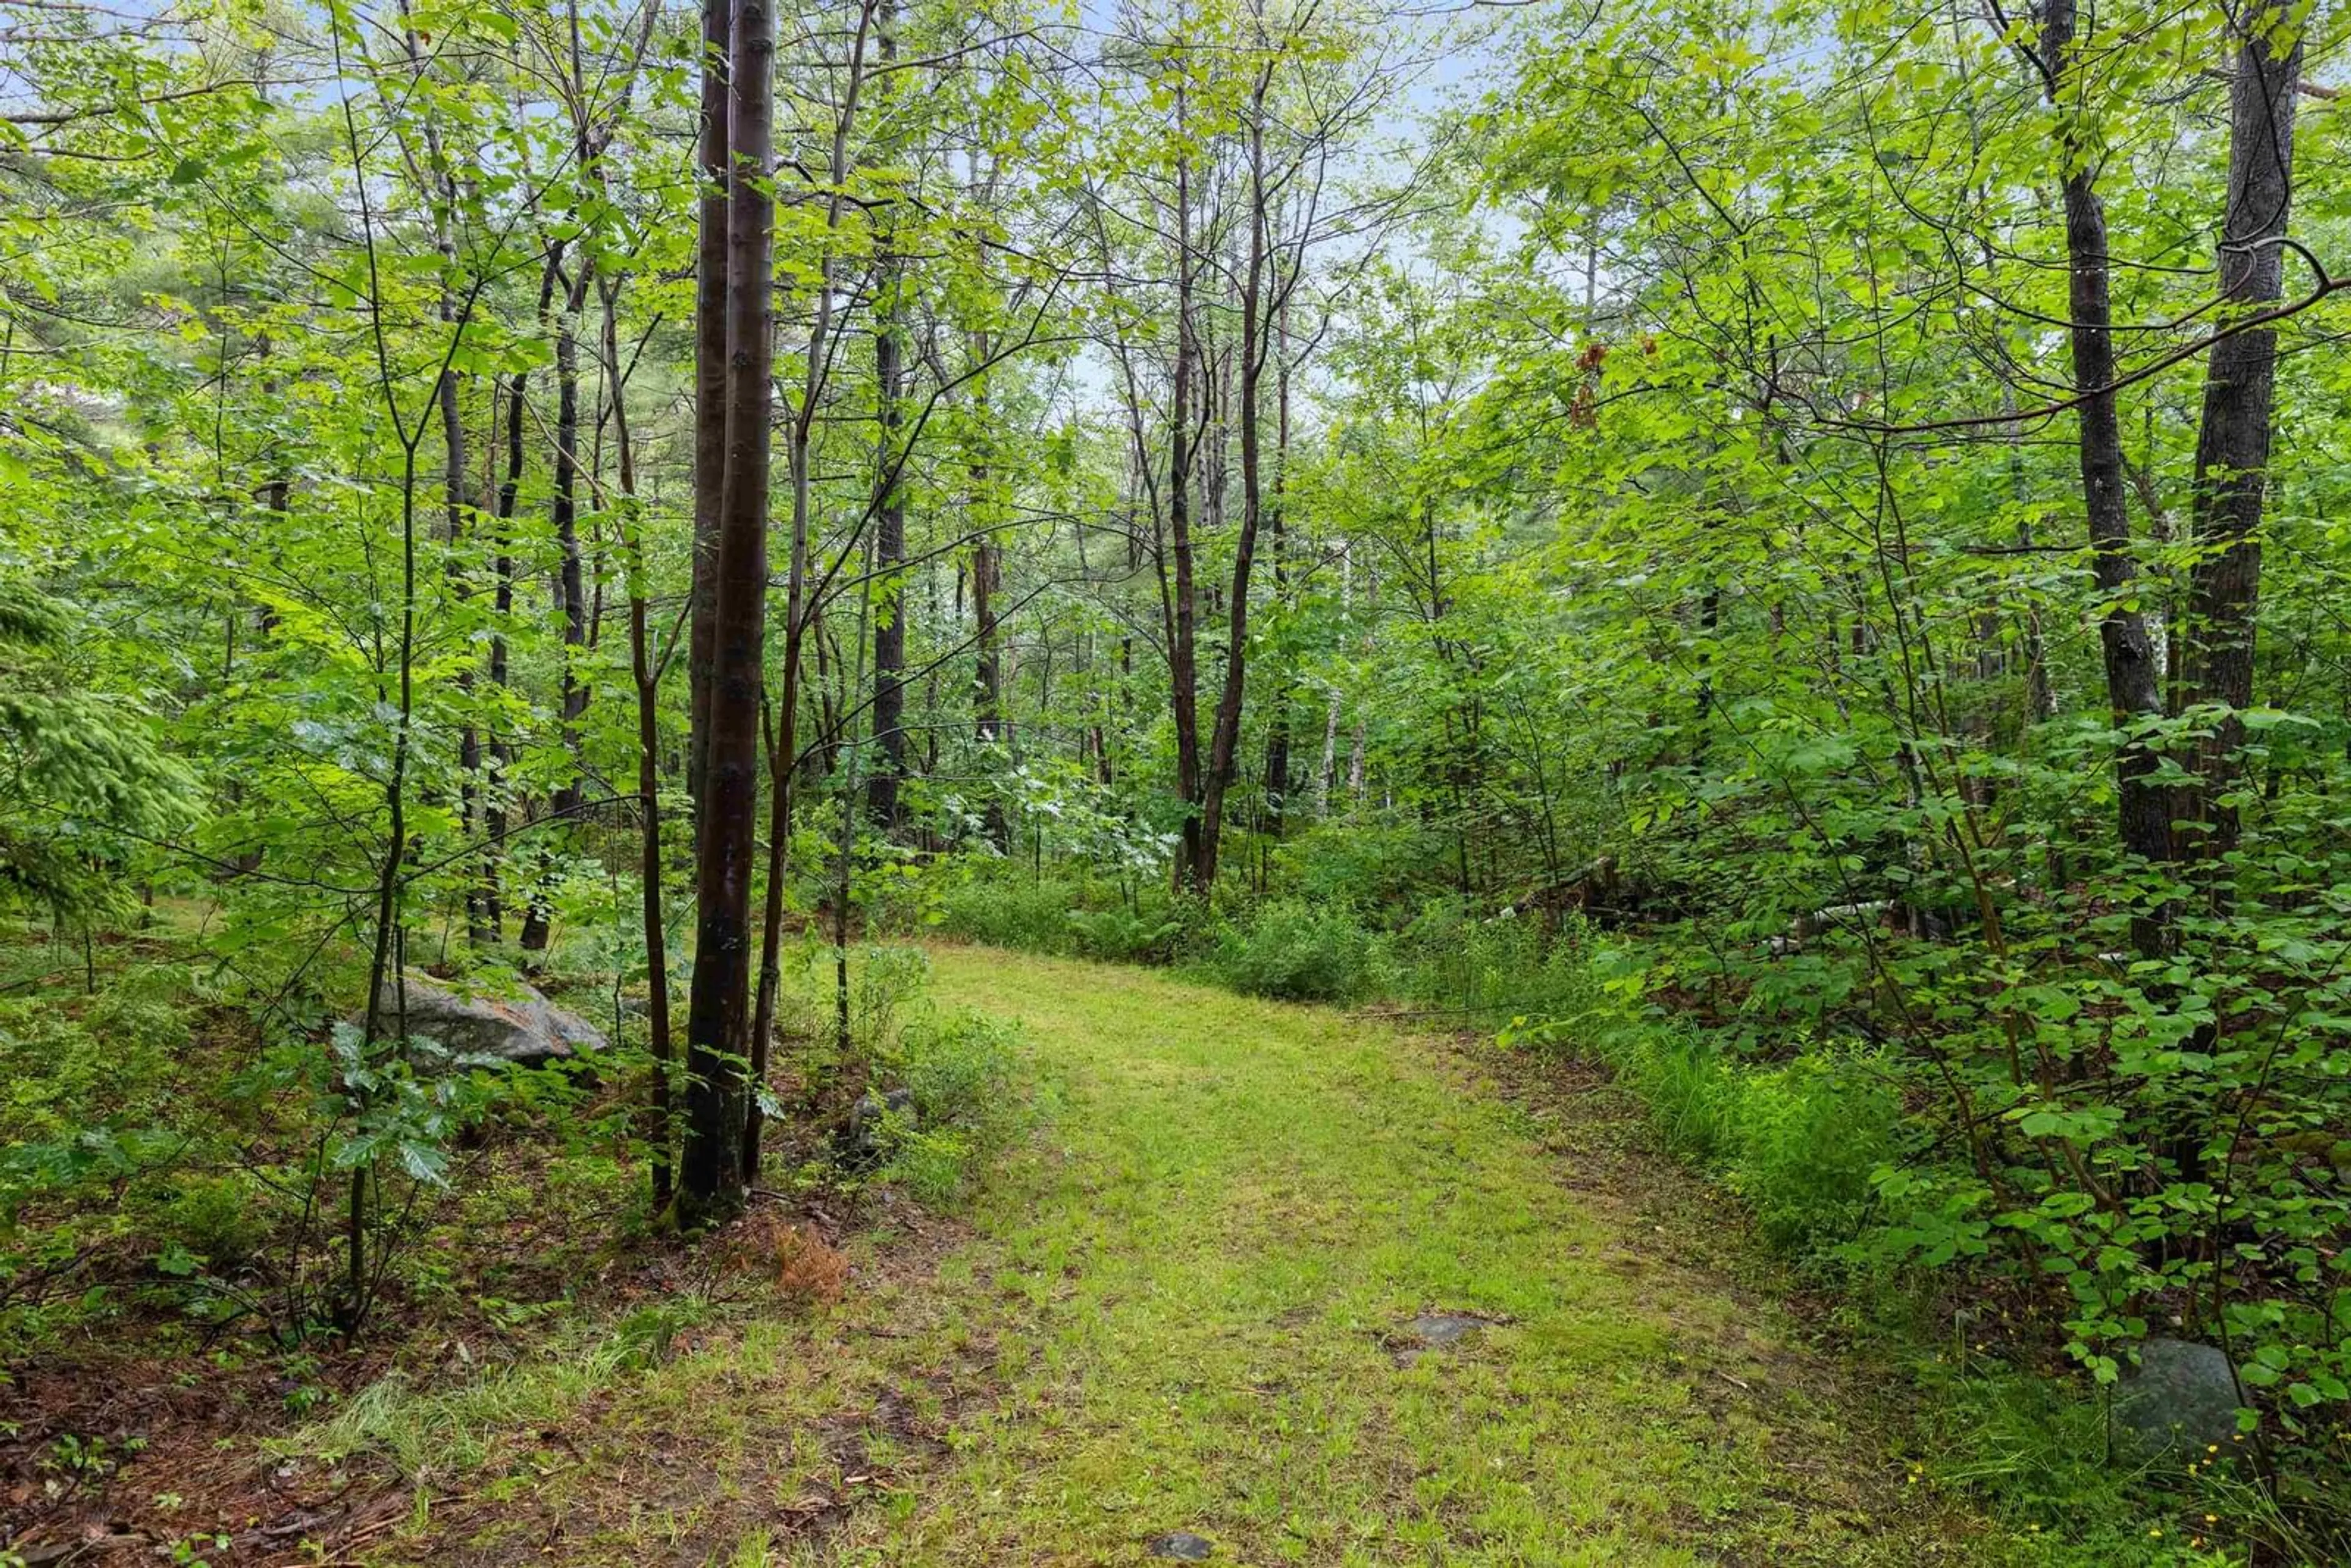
[[2116, 1337, 2243, 1453], [357, 974, 607, 1067]]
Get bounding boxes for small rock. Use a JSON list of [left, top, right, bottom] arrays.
[[1407, 1312, 1487, 1346], [841, 1086, 918, 1165], [2115, 1337, 2243, 1453], [1147, 1531, 1215, 1561], [1388, 1311, 1494, 1367], [353, 973, 608, 1068]]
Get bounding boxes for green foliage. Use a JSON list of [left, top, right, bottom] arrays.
[[874, 1010, 1033, 1206], [1494, 934, 1897, 1266], [0, 581, 197, 914], [1196, 898, 1390, 1003], [1063, 901, 1188, 964], [932, 871, 1084, 956], [1393, 904, 1595, 1021]]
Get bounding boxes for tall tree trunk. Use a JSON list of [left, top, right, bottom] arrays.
[[686, 0, 729, 836], [973, 495, 1002, 740], [1197, 64, 1277, 892], [2043, 0, 2175, 957], [601, 275, 673, 1213], [680, 0, 778, 1220], [481, 259, 560, 936], [1167, 84, 1205, 893], [747, 1, 876, 1180], [433, 301, 489, 946], [2185, 9, 2302, 876], [866, 0, 906, 831], [520, 264, 595, 956], [1258, 294, 1292, 837]]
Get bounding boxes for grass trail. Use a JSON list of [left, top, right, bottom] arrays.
[[383, 948, 2009, 1566]]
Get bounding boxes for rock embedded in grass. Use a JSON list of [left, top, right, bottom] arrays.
[[1388, 1310, 1495, 1366], [2115, 1337, 2244, 1453], [1146, 1531, 1215, 1560], [1408, 1312, 1488, 1345]]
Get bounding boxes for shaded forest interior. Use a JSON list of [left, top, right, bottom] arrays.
[[3, 0, 2350, 1561]]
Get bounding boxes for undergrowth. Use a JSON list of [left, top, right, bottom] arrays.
[[907, 869, 2344, 1564]]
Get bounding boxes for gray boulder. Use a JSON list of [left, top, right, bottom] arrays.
[[842, 1086, 917, 1165], [359, 974, 608, 1068], [2115, 1337, 2244, 1453]]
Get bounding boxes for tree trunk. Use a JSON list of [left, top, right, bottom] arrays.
[[1167, 87, 1205, 892], [481, 258, 558, 937], [686, 0, 729, 836], [1197, 64, 1276, 892], [747, 3, 875, 1180], [1259, 292, 1293, 836], [602, 274, 673, 1213], [520, 264, 595, 956], [867, 0, 907, 831], [2043, 0, 2175, 957], [680, 0, 778, 1220], [2184, 10, 2302, 875]]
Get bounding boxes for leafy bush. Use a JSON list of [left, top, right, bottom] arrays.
[[876, 1010, 1032, 1205], [1276, 817, 1454, 910], [1198, 899, 1389, 1003], [149, 1170, 274, 1269], [1064, 901, 1188, 964], [1395, 905, 1597, 1021], [932, 872, 1082, 955], [1507, 945, 1897, 1267]]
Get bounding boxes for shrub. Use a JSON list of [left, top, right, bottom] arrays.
[[1199, 899, 1388, 1003], [1395, 906, 1597, 1021], [932, 872, 1081, 955], [1064, 901, 1188, 964], [1508, 945, 1897, 1268], [147, 1170, 274, 1270], [873, 1010, 1032, 1205]]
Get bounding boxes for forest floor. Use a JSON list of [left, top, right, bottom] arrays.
[[253, 943, 2025, 1567]]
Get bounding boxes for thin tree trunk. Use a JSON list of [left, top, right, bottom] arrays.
[[1259, 293, 1293, 836], [602, 274, 673, 1212], [482, 257, 561, 936], [2043, 0, 2175, 957], [1167, 82, 1204, 892], [1197, 61, 1277, 893], [746, 1, 876, 1180], [867, 0, 907, 831], [521, 263, 595, 956]]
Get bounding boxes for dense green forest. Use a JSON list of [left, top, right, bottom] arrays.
[[3, 0, 2350, 1559]]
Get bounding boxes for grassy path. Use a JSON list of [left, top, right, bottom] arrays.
[[389, 948, 2006, 1566]]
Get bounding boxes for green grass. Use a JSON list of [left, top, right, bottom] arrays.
[[337, 946, 2068, 1566]]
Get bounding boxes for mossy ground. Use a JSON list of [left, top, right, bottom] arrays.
[[338, 946, 2039, 1566]]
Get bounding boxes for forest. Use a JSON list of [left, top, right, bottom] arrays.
[[2, 0, 2349, 1561]]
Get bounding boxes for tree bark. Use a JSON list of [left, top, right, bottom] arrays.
[[481, 256, 561, 937], [2043, 0, 2175, 956], [686, 0, 729, 835], [1196, 62, 1277, 892], [1166, 83, 1205, 892], [520, 262, 595, 956], [1258, 293, 1293, 836], [2184, 9, 2302, 874], [680, 0, 778, 1220], [601, 274, 673, 1213], [866, 0, 906, 831], [746, 0, 874, 1180]]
